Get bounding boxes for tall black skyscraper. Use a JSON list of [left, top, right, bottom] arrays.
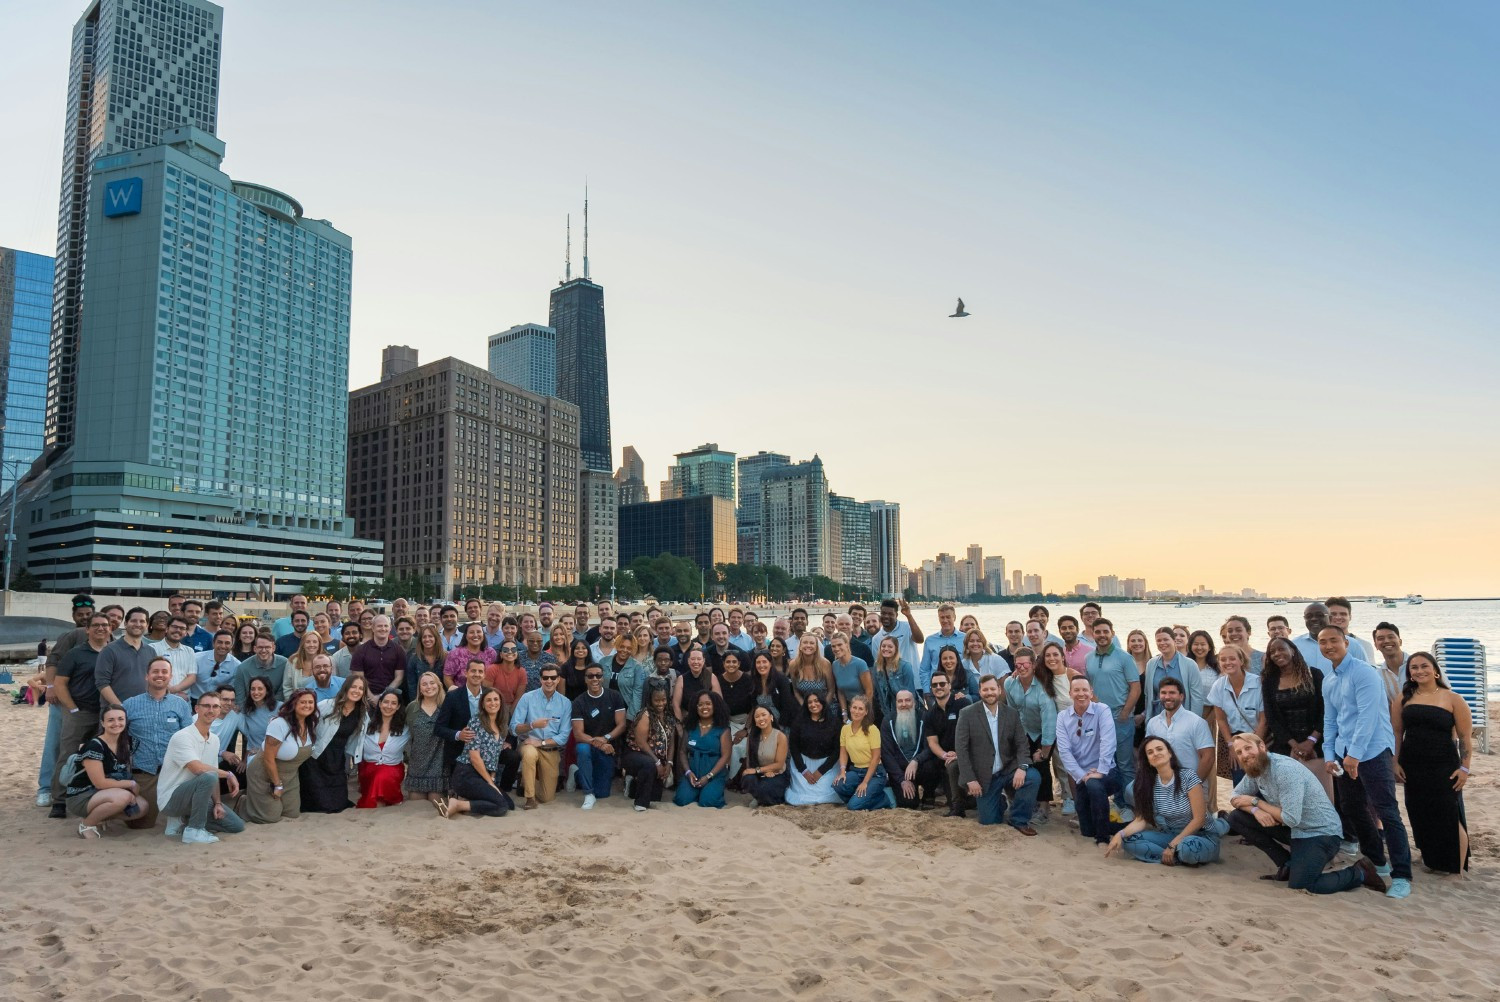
[[548, 195, 611, 472]]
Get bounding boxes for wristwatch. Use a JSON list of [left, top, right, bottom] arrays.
[[1251, 797, 1260, 808]]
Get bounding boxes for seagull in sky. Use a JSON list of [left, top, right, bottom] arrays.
[[950, 298, 970, 318]]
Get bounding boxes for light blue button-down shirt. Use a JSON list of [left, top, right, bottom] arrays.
[[1004, 675, 1057, 745], [510, 688, 572, 744], [1056, 701, 1116, 782], [1322, 655, 1394, 763], [1292, 633, 1333, 672], [1233, 752, 1342, 839]]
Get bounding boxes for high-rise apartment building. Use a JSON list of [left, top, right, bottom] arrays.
[[487, 323, 556, 397], [619, 495, 735, 576], [47, 0, 224, 456], [614, 445, 648, 506], [348, 350, 579, 596], [828, 494, 872, 589], [0, 249, 53, 494], [982, 555, 1006, 597], [579, 469, 617, 576], [1097, 574, 1122, 598], [1123, 577, 1147, 599], [1023, 573, 1043, 595], [12, 125, 382, 594], [760, 456, 830, 579], [736, 450, 789, 564], [666, 442, 735, 502], [1012, 570, 1024, 596], [869, 500, 902, 597]]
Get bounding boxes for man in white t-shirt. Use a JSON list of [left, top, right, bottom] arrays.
[[157, 691, 244, 845], [871, 598, 926, 671], [1144, 677, 1215, 786]]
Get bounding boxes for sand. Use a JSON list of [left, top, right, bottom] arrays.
[[2, 697, 1497, 1002]]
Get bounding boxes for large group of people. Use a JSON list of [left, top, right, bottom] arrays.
[[25, 592, 1472, 899]]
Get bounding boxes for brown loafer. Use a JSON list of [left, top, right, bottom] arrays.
[[1014, 825, 1038, 837], [1354, 857, 1388, 892], [523, 797, 539, 811]]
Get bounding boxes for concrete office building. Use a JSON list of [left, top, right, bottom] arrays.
[[619, 495, 736, 575], [487, 323, 556, 397], [579, 468, 618, 576], [735, 450, 789, 564], [47, 0, 224, 456], [348, 350, 580, 596], [0, 249, 53, 494], [614, 445, 648, 506], [869, 500, 902, 597], [11, 125, 382, 595], [760, 456, 830, 579]]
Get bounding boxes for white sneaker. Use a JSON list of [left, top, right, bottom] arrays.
[[565, 764, 578, 792], [633, 805, 648, 812], [1341, 840, 1360, 857], [181, 827, 219, 845], [163, 817, 184, 838], [35, 790, 52, 807], [581, 793, 596, 810], [1061, 799, 1076, 816], [1117, 806, 1135, 822]]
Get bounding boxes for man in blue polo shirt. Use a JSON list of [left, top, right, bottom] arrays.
[[1321, 625, 1411, 899], [1085, 618, 1140, 819]]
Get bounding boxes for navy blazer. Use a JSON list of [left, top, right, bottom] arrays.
[[434, 685, 480, 765]]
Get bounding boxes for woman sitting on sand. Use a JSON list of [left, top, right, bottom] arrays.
[[786, 691, 842, 806], [1104, 736, 1223, 866], [833, 695, 890, 811], [64, 705, 148, 838], [442, 688, 511, 819], [741, 704, 790, 806], [674, 691, 731, 809], [623, 681, 678, 811]]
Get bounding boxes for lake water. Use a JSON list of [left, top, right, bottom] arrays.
[[899, 599, 1499, 692]]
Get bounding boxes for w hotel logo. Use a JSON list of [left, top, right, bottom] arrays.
[[104, 177, 143, 217]]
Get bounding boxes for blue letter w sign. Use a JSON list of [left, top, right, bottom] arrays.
[[104, 178, 143, 217]]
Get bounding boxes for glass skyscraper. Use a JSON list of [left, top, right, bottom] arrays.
[[487, 323, 557, 397], [735, 450, 789, 564], [549, 277, 611, 472], [47, 0, 224, 456], [0, 249, 54, 494], [666, 442, 736, 502]]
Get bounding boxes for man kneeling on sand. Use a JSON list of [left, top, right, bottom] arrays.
[[158, 691, 245, 844], [1225, 732, 1384, 894]]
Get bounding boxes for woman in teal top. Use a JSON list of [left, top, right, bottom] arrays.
[[674, 691, 731, 809]]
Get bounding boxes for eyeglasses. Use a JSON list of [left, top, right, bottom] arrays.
[[500, 648, 518, 655], [931, 680, 949, 688]]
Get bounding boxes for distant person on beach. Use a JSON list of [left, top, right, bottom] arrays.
[[1226, 732, 1384, 894]]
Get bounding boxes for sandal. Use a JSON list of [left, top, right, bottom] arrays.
[[77, 823, 103, 839], [435, 797, 450, 819]]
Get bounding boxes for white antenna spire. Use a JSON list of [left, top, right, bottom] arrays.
[[582, 182, 590, 280], [565, 213, 571, 282]]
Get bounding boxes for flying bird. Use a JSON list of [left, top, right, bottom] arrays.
[[949, 298, 970, 318]]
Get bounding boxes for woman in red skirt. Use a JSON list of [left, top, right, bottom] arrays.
[[357, 691, 409, 808]]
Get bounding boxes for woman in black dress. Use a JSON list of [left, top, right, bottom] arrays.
[[301, 675, 368, 813], [1395, 652, 1472, 875], [1257, 638, 1331, 792]]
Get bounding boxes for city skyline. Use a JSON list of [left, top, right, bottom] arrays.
[[4, 3, 1496, 595]]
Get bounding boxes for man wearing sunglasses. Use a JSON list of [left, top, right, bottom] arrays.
[[571, 665, 627, 810], [921, 672, 970, 817]]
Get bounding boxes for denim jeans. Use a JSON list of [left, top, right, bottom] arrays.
[[977, 766, 1041, 828], [37, 702, 62, 793], [1225, 810, 1363, 894], [1335, 750, 1412, 880], [833, 765, 891, 811], [1123, 828, 1220, 865], [1074, 768, 1124, 842], [574, 742, 617, 798], [1112, 713, 1135, 808]]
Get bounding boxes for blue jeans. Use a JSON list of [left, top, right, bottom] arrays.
[[1335, 750, 1412, 880], [1226, 810, 1363, 894], [674, 772, 727, 808], [833, 765, 891, 811], [1123, 828, 1221, 865], [1075, 768, 1124, 842], [574, 743, 616, 798], [1112, 711, 1135, 807], [37, 702, 62, 793], [977, 767, 1041, 828]]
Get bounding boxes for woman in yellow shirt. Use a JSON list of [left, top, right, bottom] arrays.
[[834, 696, 892, 811]]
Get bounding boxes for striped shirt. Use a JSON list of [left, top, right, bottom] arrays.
[[1152, 771, 1202, 834]]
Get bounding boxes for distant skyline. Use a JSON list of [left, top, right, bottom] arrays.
[[3, 2, 1496, 595]]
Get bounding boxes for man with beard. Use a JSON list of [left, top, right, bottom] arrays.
[[1226, 732, 1385, 894], [881, 689, 942, 809]]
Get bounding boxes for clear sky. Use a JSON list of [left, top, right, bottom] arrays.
[[3, 2, 1497, 596]]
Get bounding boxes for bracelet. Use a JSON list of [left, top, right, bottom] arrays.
[[273, 784, 284, 790], [1459, 766, 1471, 775]]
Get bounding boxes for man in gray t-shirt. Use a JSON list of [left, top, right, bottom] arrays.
[[95, 609, 155, 705], [1225, 732, 1383, 895]]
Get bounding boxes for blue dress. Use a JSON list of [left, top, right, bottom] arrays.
[[674, 724, 727, 808]]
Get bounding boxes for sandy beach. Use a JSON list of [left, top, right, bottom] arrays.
[[2, 697, 1496, 1002]]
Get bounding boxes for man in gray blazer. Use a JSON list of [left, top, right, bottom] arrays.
[[956, 674, 1042, 835]]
